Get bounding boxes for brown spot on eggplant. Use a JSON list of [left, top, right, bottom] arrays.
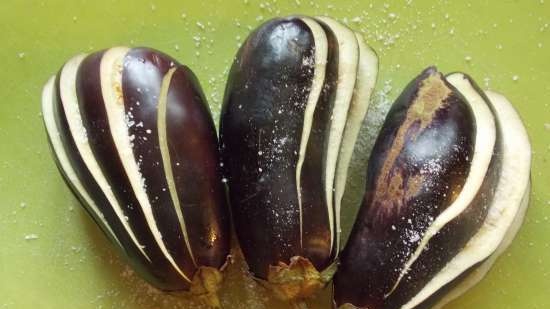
[[334, 67, 475, 309], [220, 17, 316, 279], [75, 51, 189, 290], [165, 66, 230, 269]]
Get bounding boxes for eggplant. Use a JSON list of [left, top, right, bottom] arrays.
[[219, 16, 378, 303], [404, 88, 532, 309], [41, 47, 230, 307], [333, 69, 531, 309]]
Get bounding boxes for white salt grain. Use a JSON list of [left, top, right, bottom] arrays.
[[24, 234, 39, 240]]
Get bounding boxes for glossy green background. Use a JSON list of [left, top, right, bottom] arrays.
[[1, 1, 549, 308]]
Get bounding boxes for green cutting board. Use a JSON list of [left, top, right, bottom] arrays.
[[1, 1, 549, 308]]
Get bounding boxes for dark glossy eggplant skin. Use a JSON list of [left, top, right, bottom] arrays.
[[334, 67, 476, 309], [120, 48, 230, 272], [165, 65, 231, 269], [121, 48, 198, 283], [46, 47, 229, 292], [220, 17, 329, 279]]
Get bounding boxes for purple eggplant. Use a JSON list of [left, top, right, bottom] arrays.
[[333, 68, 531, 309], [41, 47, 230, 307], [219, 16, 378, 303]]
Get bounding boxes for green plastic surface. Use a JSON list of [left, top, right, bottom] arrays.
[[1, 1, 549, 308]]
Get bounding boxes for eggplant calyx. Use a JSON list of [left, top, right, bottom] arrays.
[[264, 256, 336, 302], [189, 266, 224, 308]]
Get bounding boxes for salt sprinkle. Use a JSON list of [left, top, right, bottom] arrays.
[[24, 234, 39, 240]]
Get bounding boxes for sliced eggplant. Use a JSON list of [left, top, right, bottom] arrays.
[[420, 184, 530, 309], [333, 69, 531, 309], [219, 15, 378, 302], [42, 47, 230, 307], [334, 67, 495, 308], [405, 88, 532, 309], [333, 33, 378, 254]]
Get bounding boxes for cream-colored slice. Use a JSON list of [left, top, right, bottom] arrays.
[[57, 54, 150, 262], [314, 16, 360, 255], [431, 184, 530, 309], [333, 32, 378, 253], [42, 76, 123, 251], [295, 16, 329, 249]]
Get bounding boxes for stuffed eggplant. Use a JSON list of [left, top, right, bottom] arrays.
[[41, 47, 230, 307], [333, 68, 531, 309], [219, 15, 378, 302]]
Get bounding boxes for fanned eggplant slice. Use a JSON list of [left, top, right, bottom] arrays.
[[333, 69, 531, 309], [220, 15, 378, 302], [430, 185, 530, 309], [42, 47, 230, 306], [406, 88, 532, 309], [333, 33, 378, 253], [314, 16, 360, 255]]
